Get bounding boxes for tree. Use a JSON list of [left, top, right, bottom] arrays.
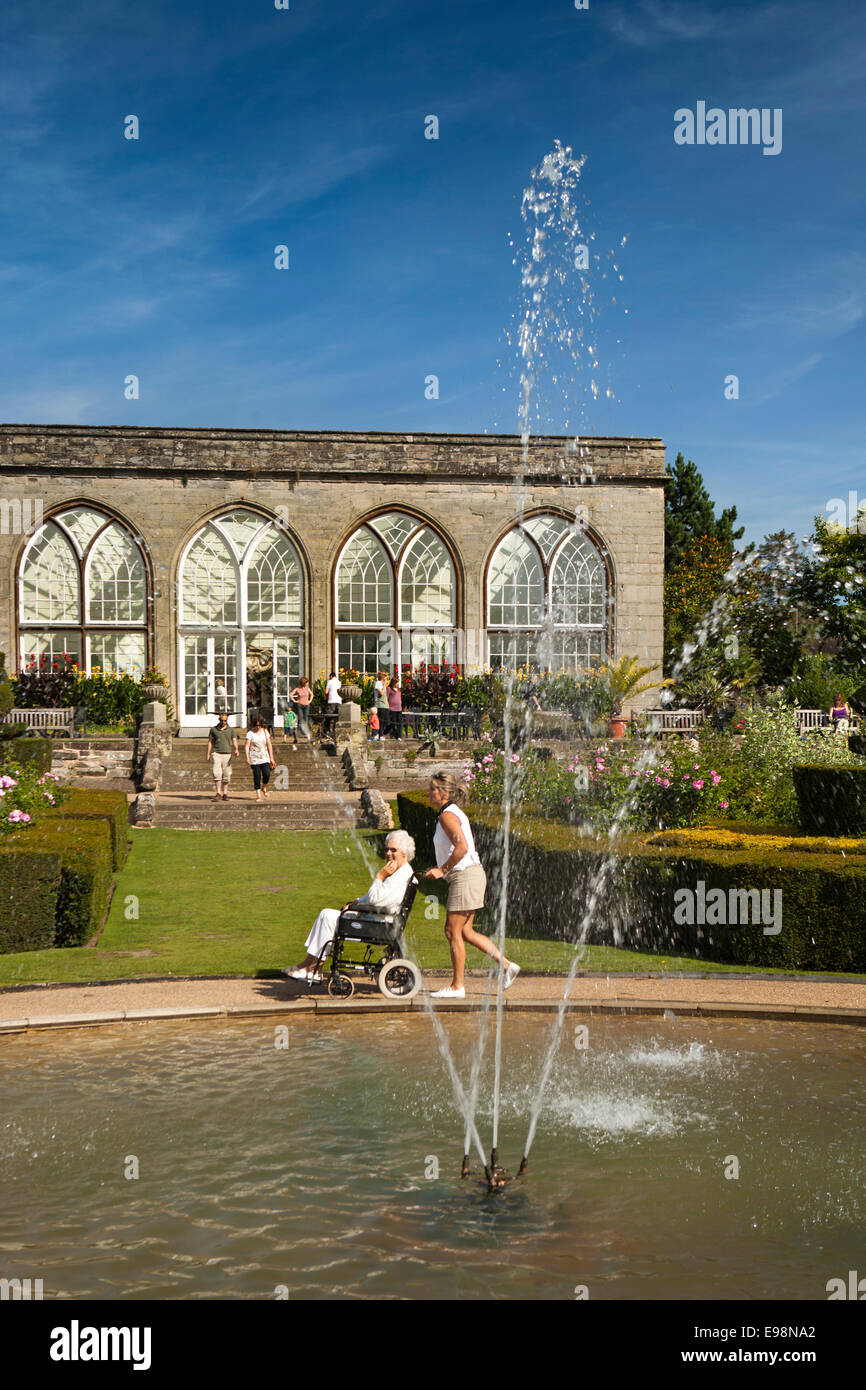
[[728, 531, 812, 686], [664, 453, 744, 572], [798, 516, 866, 675], [664, 534, 733, 671]]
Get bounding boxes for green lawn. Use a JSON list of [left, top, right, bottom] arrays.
[[0, 827, 844, 987]]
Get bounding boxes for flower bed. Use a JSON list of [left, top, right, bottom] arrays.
[[396, 792, 866, 970]]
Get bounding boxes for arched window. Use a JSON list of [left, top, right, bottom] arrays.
[[334, 512, 457, 673], [18, 507, 149, 674], [177, 509, 305, 725], [486, 513, 608, 672]]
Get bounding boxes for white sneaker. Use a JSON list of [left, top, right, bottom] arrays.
[[503, 963, 521, 990], [430, 986, 465, 999]]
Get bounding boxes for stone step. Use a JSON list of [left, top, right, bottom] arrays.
[[160, 773, 342, 791], [151, 810, 360, 830]]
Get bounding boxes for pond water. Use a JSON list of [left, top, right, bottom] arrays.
[[1, 1013, 863, 1300]]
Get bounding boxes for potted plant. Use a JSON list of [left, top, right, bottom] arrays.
[[602, 655, 670, 739], [142, 665, 170, 702]]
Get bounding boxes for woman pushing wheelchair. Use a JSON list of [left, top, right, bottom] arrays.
[[423, 771, 520, 999]]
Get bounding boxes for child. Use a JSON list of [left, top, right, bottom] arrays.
[[283, 701, 299, 749], [368, 707, 381, 742]]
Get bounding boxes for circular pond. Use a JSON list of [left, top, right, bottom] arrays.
[[0, 1013, 863, 1299]]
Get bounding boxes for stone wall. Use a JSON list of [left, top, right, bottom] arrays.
[[51, 738, 135, 782], [0, 425, 665, 707]]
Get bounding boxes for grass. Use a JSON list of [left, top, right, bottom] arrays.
[[0, 827, 858, 988]]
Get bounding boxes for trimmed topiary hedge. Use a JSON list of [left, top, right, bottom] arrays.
[[397, 791, 866, 972], [0, 847, 62, 952], [0, 736, 52, 776], [21, 818, 114, 946], [793, 765, 866, 836], [45, 787, 129, 870]]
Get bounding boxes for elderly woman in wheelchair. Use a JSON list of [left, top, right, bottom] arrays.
[[283, 829, 422, 999]]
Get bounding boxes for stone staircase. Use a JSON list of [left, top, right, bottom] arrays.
[[151, 737, 361, 830]]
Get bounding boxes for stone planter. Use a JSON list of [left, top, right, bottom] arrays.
[[143, 683, 170, 702], [339, 684, 362, 702], [608, 715, 629, 740]]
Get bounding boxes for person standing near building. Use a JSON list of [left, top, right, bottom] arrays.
[[206, 712, 239, 802], [324, 671, 342, 740], [245, 715, 276, 802], [374, 669, 390, 738], [387, 675, 403, 740], [290, 675, 313, 741]]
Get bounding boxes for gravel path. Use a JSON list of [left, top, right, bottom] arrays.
[[1, 970, 865, 1030]]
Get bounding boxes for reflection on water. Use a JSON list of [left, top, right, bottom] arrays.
[[0, 1014, 863, 1300]]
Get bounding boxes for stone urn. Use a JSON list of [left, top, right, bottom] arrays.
[[143, 682, 169, 702], [339, 684, 362, 703]]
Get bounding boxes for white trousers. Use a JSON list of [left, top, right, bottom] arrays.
[[306, 908, 341, 958]]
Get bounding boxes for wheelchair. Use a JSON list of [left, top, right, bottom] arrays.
[[309, 876, 423, 1001]]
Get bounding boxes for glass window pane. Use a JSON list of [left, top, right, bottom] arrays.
[[87, 523, 146, 624], [20, 631, 82, 670], [88, 632, 146, 675], [551, 534, 605, 626], [400, 528, 454, 626], [215, 510, 267, 558], [337, 633, 384, 675], [336, 531, 392, 625], [181, 527, 238, 625], [368, 511, 417, 557], [20, 523, 80, 623], [57, 507, 107, 554], [523, 514, 570, 561], [488, 531, 544, 627], [247, 528, 302, 625]]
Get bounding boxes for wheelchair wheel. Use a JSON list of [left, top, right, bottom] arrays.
[[328, 973, 354, 999], [378, 958, 422, 1001]]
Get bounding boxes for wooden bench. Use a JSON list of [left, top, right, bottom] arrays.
[[2, 706, 79, 737], [637, 708, 705, 736], [796, 708, 861, 735]]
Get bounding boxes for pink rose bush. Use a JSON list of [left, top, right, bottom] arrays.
[[0, 766, 67, 833], [464, 740, 730, 831]]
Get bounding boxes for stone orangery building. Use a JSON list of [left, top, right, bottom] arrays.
[[0, 425, 664, 733]]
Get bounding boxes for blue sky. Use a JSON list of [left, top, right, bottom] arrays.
[[0, 0, 864, 546]]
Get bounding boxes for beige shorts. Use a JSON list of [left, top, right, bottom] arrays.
[[445, 863, 486, 913], [211, 751, 232, 784]]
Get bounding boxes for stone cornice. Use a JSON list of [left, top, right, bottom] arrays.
[[0, 424, 666, 483]]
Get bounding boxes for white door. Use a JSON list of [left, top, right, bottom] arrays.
[[180, 634, 241, 728]]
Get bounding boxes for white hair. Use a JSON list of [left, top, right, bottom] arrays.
[[386, 829, 415, 861]]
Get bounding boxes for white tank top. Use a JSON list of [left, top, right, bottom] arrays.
[[433, 802, 481, 873]]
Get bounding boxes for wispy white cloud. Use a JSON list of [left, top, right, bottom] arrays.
[[602, 0, 719, 49], [730, 254, 866, 341], [749, 352, 823, 406]]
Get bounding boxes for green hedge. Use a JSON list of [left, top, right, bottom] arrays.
[[793, 765, 866, 836], [0, 847, 61, 953], [45, 787, 129, 870], [0, 736, 52, 776], [22, 818, 114, 946], [397, 792, 866, 971]]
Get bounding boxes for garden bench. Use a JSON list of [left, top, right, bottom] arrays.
[[2, 706, 83, 737], [637, 708, 705, 737], [795, 708, 861, 735]]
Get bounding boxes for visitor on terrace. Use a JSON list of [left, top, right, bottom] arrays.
[[284, 830, 416, 982]]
